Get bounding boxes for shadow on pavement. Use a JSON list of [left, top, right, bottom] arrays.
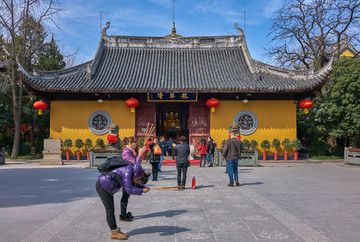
[[129, 225, 190, 236], [195, 184, 215, 189], [240, 182, 264, 186], [0, 168, 99, 208], [135, 209, 188, 219]]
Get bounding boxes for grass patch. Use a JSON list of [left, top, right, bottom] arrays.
[[5, 155, 37, 160], [310, 155, 343, 160]]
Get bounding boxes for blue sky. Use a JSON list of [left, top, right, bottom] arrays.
[[50, 0, 284, 65]]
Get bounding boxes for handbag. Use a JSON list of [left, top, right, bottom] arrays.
[[154, 144, 162, 155]]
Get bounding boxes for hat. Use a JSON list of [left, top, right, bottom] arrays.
[[229, 123, 240, 135]]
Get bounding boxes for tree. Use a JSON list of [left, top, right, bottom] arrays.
[[267, 0, 360, 70], [37, 36, 65, 71], [0, 0, 61, 158], [315, 58, 360, 147]]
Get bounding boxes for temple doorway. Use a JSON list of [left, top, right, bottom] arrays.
[[156, 103, 189, 141]]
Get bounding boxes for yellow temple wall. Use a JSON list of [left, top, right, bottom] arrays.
[[50, 101, 135, 154], [210, 100, 297, 155]]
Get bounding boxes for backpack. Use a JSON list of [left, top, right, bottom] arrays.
[[97, 156, 130, 180]]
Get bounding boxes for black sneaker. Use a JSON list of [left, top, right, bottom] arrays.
[[127, 212, 133, 218], [120, 214, 133, 222]]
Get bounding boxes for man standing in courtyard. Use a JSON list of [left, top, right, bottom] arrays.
[[222, 123, 243, 186]]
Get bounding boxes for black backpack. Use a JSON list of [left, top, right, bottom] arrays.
[[97, 156, 130, 180]]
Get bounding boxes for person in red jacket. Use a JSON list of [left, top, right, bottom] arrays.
[[197, 138, 208, 167]]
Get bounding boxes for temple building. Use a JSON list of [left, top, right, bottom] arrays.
[[19, 22, 333, 156]]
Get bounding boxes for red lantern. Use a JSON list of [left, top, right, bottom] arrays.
[[34, 100, 48, 115], [299, 99, 314, 114], [206, 98, 220, 112], [126, 97, 140, 113]]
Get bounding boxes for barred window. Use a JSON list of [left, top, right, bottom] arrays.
[[88, 111, 112, 135]]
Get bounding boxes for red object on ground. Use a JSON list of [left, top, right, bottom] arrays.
[[125, 97, 140, 113], [294, 151, 299, 160], [262, 151, 267, 161], [274, 151, 278, 161], [162, 160, 200, 165], [66, 151, 71, 160], [76, 151, 81, 160], [284, 151, 289, 160], [192, 176, 196, 189], [206, 98, 220, 112]]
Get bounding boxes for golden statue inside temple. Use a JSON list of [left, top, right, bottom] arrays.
[[163, 112, 181, 131]]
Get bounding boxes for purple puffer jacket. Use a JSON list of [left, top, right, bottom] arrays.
[[98, 163, 144, 195], [122, 146, 142, 165]]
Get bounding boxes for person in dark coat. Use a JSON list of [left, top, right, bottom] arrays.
[[167, 138, 175, 160], [158, 136, 167, 172], [174, 136, 190, 189], [148, 137, 161, 181], [96, 163, 150, 240], [206, 137, 215, 167]]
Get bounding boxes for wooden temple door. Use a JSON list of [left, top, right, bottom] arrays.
[[135, 102, 156, 138], [189, 102, 210, 153]]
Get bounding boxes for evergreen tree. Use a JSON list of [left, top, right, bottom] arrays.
[[37, 36, 66, 71], [315, 58, 360, 147]]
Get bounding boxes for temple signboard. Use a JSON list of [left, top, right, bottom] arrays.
[[147, 92, 197, 102]]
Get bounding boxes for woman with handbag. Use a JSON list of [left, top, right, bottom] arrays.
[[148, 137, 161, 181]]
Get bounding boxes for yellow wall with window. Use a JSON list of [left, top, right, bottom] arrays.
[[210, 100, 297, 155], [50, 101, 135, 154]]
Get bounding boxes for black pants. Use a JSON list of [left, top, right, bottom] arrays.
[[177, 165, 188, 186], [168, 148, 175, 160], [96, 180, 130, 230], [200, 154, 206, 166], [151, 162, 159, 180]]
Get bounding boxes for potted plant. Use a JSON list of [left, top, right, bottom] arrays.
[[74, 139, 84, 160], [250, 140, 258, 151], [271, 138, 280, 160], [242, 139, 250, 152], [95, 138, 105, 151], [63, 138, 73, 160], [84, 138, 93, 160], [221, 139, 226, 149], [292, 138, 302, 160], [282, 138, 292, 160], [260, 140, 270, 161]]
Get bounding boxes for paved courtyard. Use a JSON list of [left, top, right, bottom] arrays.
[[1, 160, 359, 242]]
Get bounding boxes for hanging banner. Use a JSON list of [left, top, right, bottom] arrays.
[[147, 92, 198, 102]]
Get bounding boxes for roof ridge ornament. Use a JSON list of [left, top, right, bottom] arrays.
[[101, 22, 110, 40], [234, 22, 244, 41]]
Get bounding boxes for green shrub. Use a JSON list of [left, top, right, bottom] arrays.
[[19, 142, 32, 156], [292, 138, 302, 151], [282, 138, 292, 151], [271, 138, 281, 151], [84, 138, 93, 149], [307, 141, 331, 156], [74, 139, 84, 151], [96, 138, 105, 149], [63, 139, 73, 151], [260, 140, 270, 151], [243, 139, 250, 149], [250, 140, 258, 149], [221, 139, 226, 149]]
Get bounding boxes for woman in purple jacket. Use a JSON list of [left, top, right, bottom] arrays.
[[119, 137, 146, 221], [96, 163, 150, 240]]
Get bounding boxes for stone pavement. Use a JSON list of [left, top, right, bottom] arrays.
[[1, 160, 360, 242]]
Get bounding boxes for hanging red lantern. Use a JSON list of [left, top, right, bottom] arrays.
[[206, 98, 220, 112], [126, 97, 140, 113], [299, 99, 314, 114], [34, 100, 48, 115]]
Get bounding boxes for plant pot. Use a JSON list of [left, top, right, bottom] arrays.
[[77, 151, 81, 160], [87, 151, 90, 160], [294, 151, 299, 160], [274, 151, 278, 161], [66, 151, 71, 160], [284, 151, 289, 160], [262, 151, 267, 161]]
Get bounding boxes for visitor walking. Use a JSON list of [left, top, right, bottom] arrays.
[[120, 137, 147, 221], [222, 123, 243, 186], [167, 138, 175, 160], [175, 136, 190, 189], [158, 136, 167, 172], [144, 138, 152, 164], [148, 137, 161, 181], [96, 163, 150, 240], [198, 138, 208, 167], [207, 137, 215, 167]]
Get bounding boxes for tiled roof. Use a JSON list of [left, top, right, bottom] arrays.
[[18, 24, 332, 95]]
